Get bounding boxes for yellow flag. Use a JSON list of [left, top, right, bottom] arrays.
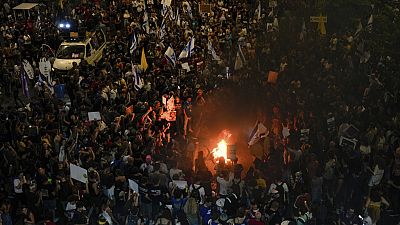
[[317, 14, 326, 35], [140, 48, 148, 72]]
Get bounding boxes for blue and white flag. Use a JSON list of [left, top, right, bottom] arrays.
[[176, 8, 181, 26], [354, 21, 363, 40], [248, 121, 268, 146], [164, 46, 176, 67], [132, 65, 144, 91], [168, 6, 175, 21], [208, 40, 220, 61], [366, 14, 373, 32], [234, 44, 246, 70], [299, 20, 306, 41], [178, 37, 195, 59], [256, 1, 261, 20], [20, 66, 30, 98], [161, 4, 168, 17], [142, 1, 150, 34], [160, 17, 167, 40], [272, 17, 279, 31], [130, 33, 138, 55]]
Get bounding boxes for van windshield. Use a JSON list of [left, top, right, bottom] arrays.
[[56, 45, 85, 59]]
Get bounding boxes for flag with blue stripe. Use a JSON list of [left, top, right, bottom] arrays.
[[132, 65, 144, 91], [234, 44, 246, 70], [130, 33, 138, 55], [165, 47, 176, 67], [178, 37, 195, 59], [207, 40, 220, 61], [248, 121, 268, 146], [20, 66, 30, 98]]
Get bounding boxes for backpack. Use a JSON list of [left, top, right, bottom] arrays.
[[231, 179, 241, 196], [126, 211, 140, 225], [275, 182, 286, 205], [190, 185, 202, 203]]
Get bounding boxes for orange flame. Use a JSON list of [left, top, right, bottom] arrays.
[[213, 139, 228, 161]]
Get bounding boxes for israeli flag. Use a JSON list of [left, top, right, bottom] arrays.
[[248, 121, 268, 146], [160, 18, 167, 40], [164, 47, 176, 67], [178, 37, 195, 59], [132, 65, 144, 90], [130, 33, 138, 55], [208, 40, 220, 61]]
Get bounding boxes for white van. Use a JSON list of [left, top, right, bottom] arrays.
[[53, 29, 106, 71]]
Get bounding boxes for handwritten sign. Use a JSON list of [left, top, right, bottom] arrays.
[[70, 164, 88, 183]]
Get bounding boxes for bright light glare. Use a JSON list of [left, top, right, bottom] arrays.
[[213, 140, 228, 161], [65, 24, 71, 28], [59, 24, 64, 28]]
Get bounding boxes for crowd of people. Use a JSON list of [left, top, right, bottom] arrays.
[[1, 0, 400, 225]]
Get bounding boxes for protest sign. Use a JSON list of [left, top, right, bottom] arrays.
[[181, 63, 190, 72], [228, 145, 237, 160], [161, 0, 171, 6], [173, 180, 188, 189], [88, 112, 101, 121], [199, 4, 212, 13], [178, 69, 187, 77], [70, 164, 88, 183], [339, 136, 357, 150]]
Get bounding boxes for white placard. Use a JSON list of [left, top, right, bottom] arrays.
[[339, 136, 357, 150], [173, 180, 188, 189], [181, 63, 190, 72], [161, 0, 171, 6], [88, 112, 101, 121], [129, 179, 139, 193], [70, 164, 88, 183], [269, 0, 277, 7]]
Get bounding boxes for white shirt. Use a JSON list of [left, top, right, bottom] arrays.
[[217, 176, 232, 196]]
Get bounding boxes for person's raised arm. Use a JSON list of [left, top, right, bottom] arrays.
[[381, 196, 390, 208]]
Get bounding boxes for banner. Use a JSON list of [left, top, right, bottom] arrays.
[[39, 57, 52, 83], [22, 59, 34, 80], [70, 164, 88, 183]]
